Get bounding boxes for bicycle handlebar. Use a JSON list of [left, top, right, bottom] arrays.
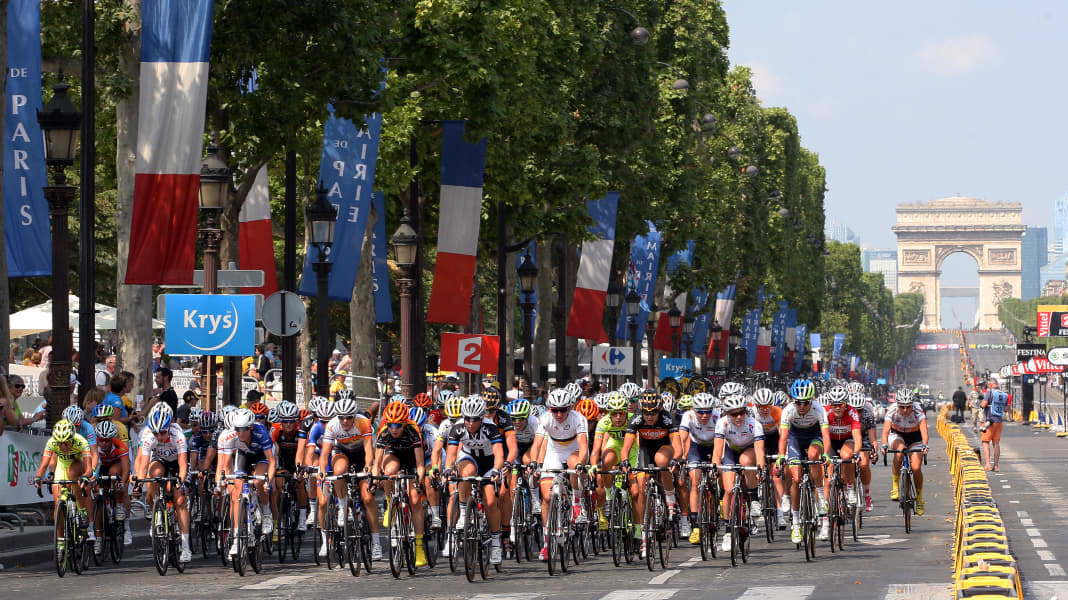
[[325, 472, 370, 482], [223, 474, 268, 481]]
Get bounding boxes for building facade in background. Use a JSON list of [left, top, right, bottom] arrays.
[[861, 248, 898, 294], [827, 222, 861, 245], [1054, 195, 1068, 255], [1021, 226, 1048, 300]]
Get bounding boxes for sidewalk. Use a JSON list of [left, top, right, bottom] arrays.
[[0, 513, 151, 570]]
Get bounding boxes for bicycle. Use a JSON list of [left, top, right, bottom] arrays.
[[91, 474, 125, 564], [38, 477, 90, 577], [324, 470, 373, 576], [573, 466, 598, 560], [223, 473, 268, 576], [884, 447, 927, 533], [690, 463, 720, 561], [509, 464, 540, 562], [136, 475, 187, 576], [377, 473, 418, 578], [214, 478, 232, 566], [792, 459, 825, 562], [720, 464, 760, 566], [449, 475, 500, 582], [825, 457, 853, 552], [542, 468, 579, 575], [758, 455, 779, 543], [600, 469, 636, 567], [631, 466, 673, 571], [274, 471, 305, 563], [189, 470, 218, 560]]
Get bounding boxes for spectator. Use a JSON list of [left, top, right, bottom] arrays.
[[7, 374, 28, 421], [101, 374, 130, 422], [119, 370, 138, 415], [155, 367, 179, 413], [506, 376, 523, 401], [82, 386, 108, 423], [329, 349, 341, 374], [952, 386, 967, 422], [0, 375, 19, 435], [255, 345, 271, 379], [336, 351, 352, 374], [176, 390, 199, 427], [245, 389, 264, 408], [980, 381, 1006, 471], [20, 348, 34, 365], [30, 350, 42, 367], [9, 343, 19, 361], [95, 353, 117, 386], [241, 353, 255, 377], [39, 335, 53, 369]]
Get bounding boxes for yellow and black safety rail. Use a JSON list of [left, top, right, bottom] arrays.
[[937, 405, 1023, 599]]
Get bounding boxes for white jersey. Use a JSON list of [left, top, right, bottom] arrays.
[[679, 410, 720, 446], [435, 418, 454, 444], [537, 410, 588, 443], [321, 415, 372, 451], [513, 415, 540, 445], [884, 404, 925, 432], [139, 424, 187, 462], [714, 415, 765, 449], [780, 402, 828, 430]]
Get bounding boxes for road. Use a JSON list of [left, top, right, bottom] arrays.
[[4, 334, 1002, 600]]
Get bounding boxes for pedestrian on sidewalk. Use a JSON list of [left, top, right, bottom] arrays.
[[980, 381, 1006, 471], [952, 386, 967, 422]]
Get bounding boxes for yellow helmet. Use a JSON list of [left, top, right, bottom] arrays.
[[53, 419, 75, 443]]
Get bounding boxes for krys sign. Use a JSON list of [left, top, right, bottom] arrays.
[[165, 294, 255, 356]]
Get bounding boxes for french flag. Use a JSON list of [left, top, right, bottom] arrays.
[[566, 192, 619, 343], [238, 166, 278, 296], [706, 283, 736, 360], [652, 243, 694, 353], [124, 0, 215, 285], [753, 327, 773, 372], [426, 122, 487, 326]]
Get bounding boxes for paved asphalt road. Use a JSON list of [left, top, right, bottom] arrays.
[[6, 333, 1023, 600]]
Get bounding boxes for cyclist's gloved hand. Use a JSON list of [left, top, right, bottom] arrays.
[[32, 476, 41, 487], [443, 467, 455, 479], [486, 468, 500, 480], [620, 459, 631, 469], [880, 443, 888, 453], [528, 462, 540, 473], [586, 464, 598, 476], [500, 461, 512, 474], [669, 459, 681, 470], [822, 453, 831, 463], [775, 456, 786, 466]]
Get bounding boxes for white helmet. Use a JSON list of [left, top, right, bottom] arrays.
[[547, 388, 572, 409], [594, 393, 610, 411], [721, 394, 748, 412], [219, 404, 237, 427], [774, 391, 789, 406], [847, 393, 866, 409], [307, 396, 323, 415], [896, 389, 915, 406], [461, 395, 487, 419], [693, 393, 717, 410], [277, 401, 299, 420], [565, 382, 582, 402], [847, 382, 865, 394], [619, 382, 641, 399], [751, 388, 775, 406], [334, 397, 359, 417], [316, 399, 336, 420], [815, 393, 830, 407], [827, 385, 849, 404], [230, 408, 256, 429], [719, 381, 746, 397], [151, 402, 174, 417]]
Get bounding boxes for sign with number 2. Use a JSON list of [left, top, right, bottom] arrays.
[[440, 333, 500, 374]]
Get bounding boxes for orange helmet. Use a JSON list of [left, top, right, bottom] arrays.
[[575, 398, 600, 421], [249, 402, 269, 417], [412, 392, 433, 409], [382, 401, 410, 424]]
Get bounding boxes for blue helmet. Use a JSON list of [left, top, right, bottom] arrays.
[[789, 378, 816, 401], [147, 408, 173, 433], [408, 406, 428, 427]]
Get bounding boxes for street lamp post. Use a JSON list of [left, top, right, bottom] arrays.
[[709, 323, 723, 370], [626, 289, 641, 385], [38, 78, 81, 426], [668, 306, 682, 358], [517, 254, 538, 398], [605, 278, 623, 388], [199, 144, 230, 411], [646, 304, 659, 385], [682, 315, 695, 360], [307, 184, 337, 399], [391, 210, 418, 400]]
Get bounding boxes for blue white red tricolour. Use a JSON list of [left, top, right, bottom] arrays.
[[566, 192, 619, 343], [238, 166, 278, 297]]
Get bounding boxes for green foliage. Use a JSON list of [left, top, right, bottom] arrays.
[[998, 296, 1068, 349]]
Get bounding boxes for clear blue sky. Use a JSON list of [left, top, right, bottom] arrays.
[[723, 1, 1066, 256]]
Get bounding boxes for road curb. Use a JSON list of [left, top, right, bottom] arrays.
[[937, 406, 1023, 599]]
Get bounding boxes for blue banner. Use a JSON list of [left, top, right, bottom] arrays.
[[5, 0, 50, 276], [165, 294, 256, 356], [688, 286, 710, 355], [659, 357, 694, 379], [810, 333, 821, 350], [771, 302, 788, 372], [298, 108, 383, 300], [742, 309, 761, 367], [371, 191, 392, 323], [794, 324, 807, 372], [614, 223, 662, 343], [832, 333, 846, 362]]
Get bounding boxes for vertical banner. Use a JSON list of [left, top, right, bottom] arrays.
[[653, 242, 694, 352], [125, 0, 215, 284], [4, 0, 50, 276], [516, 241, 536, 329], [426, 121, 488, 325], [742, 309, 761, 367], [794, 324, 807, 372], [771, 302, 788, 372], [567, 192, 619, 343], [688, 286, 710, 355], [237, 165, 279, 296], [371, 191, 393, 323], [298, 109, 383, 300], [614, 223, 662, 343], [754, 327, 773, 372], [832, 333, 846, 373]]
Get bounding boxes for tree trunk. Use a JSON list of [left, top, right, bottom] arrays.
[[503, 224, 516, 389], [564, 243, 579, 381], [532, 239, 551, 388], [115, 0, 152, 400], [0, 0, 10, 373], [299, 211, 314, 400], [349, 203, 377, 404]]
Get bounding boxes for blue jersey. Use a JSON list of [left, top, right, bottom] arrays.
[[188, 431, 215, 461], [306, 421, 327, 452], [77, 420, 97, 446], [102, 392, 128, 418]]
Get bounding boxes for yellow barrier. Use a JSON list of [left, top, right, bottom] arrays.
[[937, 405, 1023, 599]]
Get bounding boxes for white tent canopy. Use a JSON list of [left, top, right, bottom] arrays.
[[10, 294, 165, 338]]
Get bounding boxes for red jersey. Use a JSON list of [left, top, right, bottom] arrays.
[[98, 438, 130, 466], [827, 407, 861, 441], [428, 409, 445, 427]]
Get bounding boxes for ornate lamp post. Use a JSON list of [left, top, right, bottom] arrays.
[[626, 289, 641, 384], [517, 254, 538, 398], [199, 144, 230, 410], [646, 303, 659, 384], [709, 323, 723, 369], [682, 315, 695, 360], [668, 306, 682, 358], [390, 210, 418, 399], [38, 78, 81, 426], [307, 184, 337, 398], [605, 278, 623, 388]]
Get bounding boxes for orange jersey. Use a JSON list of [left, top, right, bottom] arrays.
[[754, 406, 782, 434], [98, 438, 130, 466]]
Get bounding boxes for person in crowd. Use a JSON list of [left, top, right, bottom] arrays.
[[154, 367, 179, 413], [0, 375, 19, 435], [980, 381, 1006, 471], [952, 386, 967, 422], [21, 348, 34, 366], [176, 390, 200, 427], [95, 354, 117, 386]]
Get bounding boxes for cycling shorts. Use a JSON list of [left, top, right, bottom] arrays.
[[331, 446, 367, 471], [722, 445, 754, 466], [786, 427, 823, 462], [829, 437, 855, 457], [456, 452, 496, 482], [233, 451, 266, 476], [541, 438, 580, 476], [888, 429, 924, 450], [686, 443, 715, 464]]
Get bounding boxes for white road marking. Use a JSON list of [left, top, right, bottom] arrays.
[[681, 557, 700, 566], [1021, 518, 1035, 526], [1034, 538, 1049, 548], [240, 575, 312, 590], [1028, 528, 1043, 537], [648, 570, 681, 585], [735, 586, 815, 599], [601, 589, 678, 600], [470, 595, 541, 600], [883, 583, 952, 600], [1038, 550, 1057, 561], [1010, 500, 1020, 504], [1018, 511, 1030, 518], [1026, 580, 1068, 599], [1045, 563, 1066, 577], [1003, 485, 1012, 489]]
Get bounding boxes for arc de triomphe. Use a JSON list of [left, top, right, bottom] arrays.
[[892, 197, 1024, 330]]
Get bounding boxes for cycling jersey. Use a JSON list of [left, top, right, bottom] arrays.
[[537, 411, 587, 444], [884, 404, 925, 432], [435, 418, 454, 444], [679, 410, 719, 446], [188, 431, 215, 462], [419, 423, 437, 464], [139, 424, 188, 462], [779, 402, 829, 431], [271, 426, 305, 455], [45, 433, 91, 464], [321, 416, 373, 451], [375, 421, 424, 453], [488, 412, 516, 438], [595, 414, 628, 446], [714, 415, 764, 450], [511, 416, 539, 446], [216, 423, 274, 456], [306, 420, 328, 451], [857, 402, 876, 433], [753, 406, 782, 434], [76, 420, 98, 446], [98, 438, 130, 466], [446, 420, 502, 458], [827, 407, 861, 441], [626, 412, 678, 445]]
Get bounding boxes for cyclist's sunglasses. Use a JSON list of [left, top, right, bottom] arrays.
[[695, 409, 715, 416], [234, 426, 251, 432], [280, 419, 298, 424], [387, 422, 405, 429], [795, 400, 811, 405], [550, 408, 569, 414], [640, 409, 659, 415], [463, 416, 483, 422], [727, 410, 746, 417]]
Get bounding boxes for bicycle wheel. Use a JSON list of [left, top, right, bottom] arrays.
[[762, 479, 775, 543], [447, 513, 459, 573], [310, 502, 322, 567], [901, 473, 913, 534], [741, 504, 752, 564], [703, 481, 718, 559], [423, 510, 437, 568], [234, 498, 249, 576], [609, 494, 623, 567], [91, 500, 104, 567], [152, 499, 170, 576], [800, 486, 813, 562], [557, 489, 571, 573], [71, 512, 85, 575], [511, 486, 525, 564], [464, 497, 479, 582], [546, 491, 558, 576], [277, 492, 290, 564], [387, 499, 404, 578], [643, 486, 656, 572], [54, 500, 68, 578], [250, 511, 265, 574], [729, 496, 739, 567], [346, 502, 362, 577], [806, 489, 817, 559], [200, 492, 213, 559], [852, 482, 862, 542], [477, 511, 490, 580], [658, 495, 669, 569], [173, 529, 188, 574], [827, 484, 838, 554], [621, 495, 635, 564], [218, 497, 232, 567]]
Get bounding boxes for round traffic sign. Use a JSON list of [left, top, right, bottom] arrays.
[[261, 291, 306, 337]]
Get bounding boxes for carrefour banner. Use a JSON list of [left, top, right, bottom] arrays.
[[2, 430, 47, 505], [5, 0, 51, 277], [371, 191, 392, 323], [614, 222, 662, 342]]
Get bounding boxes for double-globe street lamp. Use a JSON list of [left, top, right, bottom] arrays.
[[38, 78, 81, 426], [668, 306, 682, 358], [517, 254, 538, 398], [682, 315, 695, 360], [307, 184, 337, 398], [390, 210, 418, 400], [199, 144, 229, 410], [626, 288, 641, 385]]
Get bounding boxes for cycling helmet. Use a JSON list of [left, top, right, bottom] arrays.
[[199, 410, 219, 430], [773, 391, 789, 406], [662, 396, 676, 414], [316, 400, 337, 420], [546, 388, 572, 409], [619, 382, 641, 400], [508, 399, 532, 420], [96, 420, 118, 440], [639, 393, 662, 414], [277, 401, 299, 420], [606, 392, 628, 412], [575, 398, 600, 421], [152, 402, 174, 417], [267, 407, 279, 423], [188, 407, 203, 424], [896, 389, 915, 406], [752, 388, 775, 406], [461, 395, 487, 419], [147, 408, 173, 433], [409, 406, 428, 426], [789, 378, 816, 401], [847, 381, 865, 394], [827, 385, 849, 404], [412, 392, 433, 409], [847, 393, 866, 409], [564, 381, 582, 401], [381, 401, 409, 424], [594, 393, 610, 411], [693, 393, 717, 410], [334, 397, 359, 417], [92, 404, 114, 419], [815, 393, 830, 407], [444, 395, 464, 419], [719, 381, 746, 397], [334, 389, 356, 403], [248, 402, 269, 417], [437, 389, 455, 407], [218, 404, 237, 426], [389, 393, 407, 405], [677, 395, 694, 411], [230, 408, 256, 429], [531, 404, 547, 419], [721, 394, 748, 412], [62, 405, 84, 425], [481, 387, 501, 405], [52, 420, 75, 443]]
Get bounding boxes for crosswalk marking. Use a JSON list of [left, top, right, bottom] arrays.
[[470, 594, 542, 600], [239, 575, 312, 590], [735, 586, 814, 600], [648, 570, 680, 585], [1027, 580, 1068, 599], [883, 583, 951, 600], [1038, 550, 1056, 561], [1046, 563, 1066, 577], [600, 589, 678, 600]]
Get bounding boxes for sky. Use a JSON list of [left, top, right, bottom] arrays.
[[722, 1, 1068, 325]]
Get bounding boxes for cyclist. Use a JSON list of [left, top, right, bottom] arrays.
[[34, 420, 93, 549], [63, 405, 99, 474], [752, 388, 787, 528], [216, 407, 277, 559], [575, 397, 601, 451], [881, 389, 929, 515], [443, 395, 506, 565], [94, 420, 132, 547], [482, 390, 518, 554], [777, 378, 832, 544], [430, 394, 463, 537], [269, 401, 308, 538], [679, 391, 720, 544], [619, 389, 682, 559], [431, 389, 453, 427], [248, 402, 270, 427], [712, 393, 766, 553], [532, 388, 589, 560], [303, 397, 333, 531], [590, 392, 635, 532], [317, 396, 381, 560], [91, 404, 130, 443], [825, 387, 863, 509], [849, 392, 878, 512], [135, 407, 194, 562], [373, 402, 428, 567]]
